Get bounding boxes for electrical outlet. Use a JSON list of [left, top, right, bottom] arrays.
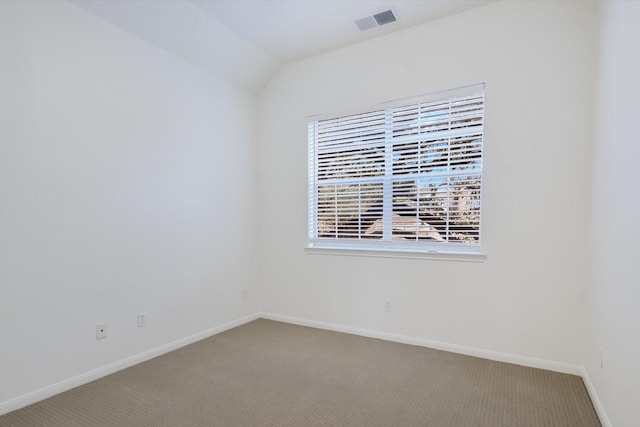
[[138, 313, 147, 328], [242, 289, 248, 300], [384, 300, 392, 312], [96, 323, 107, 340]]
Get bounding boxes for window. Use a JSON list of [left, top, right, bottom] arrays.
[[307, 83, 484, 256]]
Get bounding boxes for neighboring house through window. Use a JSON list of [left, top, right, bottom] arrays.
[[307, 83, 485, 256]]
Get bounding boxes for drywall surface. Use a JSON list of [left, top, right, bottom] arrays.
[[257, 1, 597, 365], [0, 0, 258, 404], [586, 2, 640, 426]]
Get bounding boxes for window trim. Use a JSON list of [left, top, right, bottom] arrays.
[[307, 83, 485, 259], [304, 245, 487, 262]]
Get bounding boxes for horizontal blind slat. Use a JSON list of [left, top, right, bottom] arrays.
[[309, 85, 484, 247]]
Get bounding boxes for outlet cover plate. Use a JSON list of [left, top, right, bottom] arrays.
[[96, 323, 107, 340], [138, 313, 146, 328]]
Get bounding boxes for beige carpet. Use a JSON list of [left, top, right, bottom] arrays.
[[1, 319, 600, 426]]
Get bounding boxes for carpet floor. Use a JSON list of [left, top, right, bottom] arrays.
[[1, 319, 601, 426]]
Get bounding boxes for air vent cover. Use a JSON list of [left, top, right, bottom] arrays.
[[355, 9, 397, 31], [373, 10, 396, 26]]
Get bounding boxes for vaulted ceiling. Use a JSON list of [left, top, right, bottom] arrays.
[[71, 0, 494, 93]]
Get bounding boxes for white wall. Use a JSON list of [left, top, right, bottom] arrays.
[[6, 0, 634, 423], [0, 0, 258, 405], [586, 2, 640, 426], [257, 1, 597, 366]]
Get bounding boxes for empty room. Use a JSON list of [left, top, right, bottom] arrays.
[[0, 0, 638, 426]]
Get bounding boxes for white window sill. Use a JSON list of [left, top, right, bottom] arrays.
[[305, 246, 486, 262]]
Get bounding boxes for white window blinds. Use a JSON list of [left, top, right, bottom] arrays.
[[308, 83, 484, 254]]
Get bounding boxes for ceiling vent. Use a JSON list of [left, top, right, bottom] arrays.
[[355, 9, 397, 31]]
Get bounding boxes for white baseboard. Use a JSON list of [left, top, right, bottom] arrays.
[[260, 312, 614, 426], [0, 313, 260, 416], [260, 312, 583, 375], [1, 311, 612, 427], [580, 367, 612, 427]]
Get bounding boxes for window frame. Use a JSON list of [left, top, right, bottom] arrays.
[[307, 83, 486, 260]]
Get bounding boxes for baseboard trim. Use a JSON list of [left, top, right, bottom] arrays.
[[260, 312, 618, 424], [259, 312, 583, 375], [2, 312, 612, 427], [580, 367, 612, 427], [0, 313, 260, 416]]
